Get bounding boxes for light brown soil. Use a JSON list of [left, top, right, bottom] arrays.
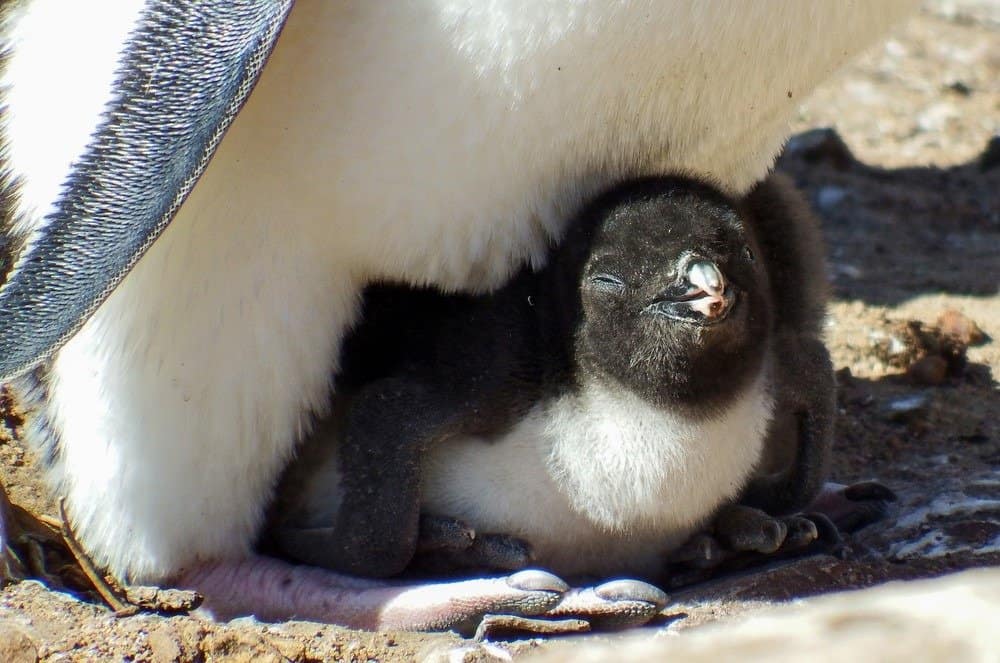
[[1, 3, 997, 661]]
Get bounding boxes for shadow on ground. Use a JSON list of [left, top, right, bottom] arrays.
[[778, 128, 999, 307]]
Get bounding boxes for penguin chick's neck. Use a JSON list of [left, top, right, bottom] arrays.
[[575, 311, 772, 417]]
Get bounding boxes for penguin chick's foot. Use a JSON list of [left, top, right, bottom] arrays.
[[667, 480, 897, 578], [667, 506, 827, 575], [175, 555, 566, 632], [409, 514, 535, 575], [807, 480, 898, 534]]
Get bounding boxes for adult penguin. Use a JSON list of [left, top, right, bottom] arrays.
[[0, 1, 916, 631]]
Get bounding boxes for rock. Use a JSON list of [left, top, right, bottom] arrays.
[[916, 102, 959, 133], [944, 79, 973, 96], [0, 622, 38, 663], [147, 627, 183, 663], [530, 569, 1000, 663], [884, 394, 930, 422], [936, 309, 986, 346], [816, 186, 848, 212], [199, 631, 285, 663], [870, 316, 975, 379], [783, 128, 855, 170]]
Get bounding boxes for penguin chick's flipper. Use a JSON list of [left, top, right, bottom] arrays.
[[738, 334, 836, 517], [725, 336, 894, 547], [272, 372, 537, 579], [271, 377, 459, 578], [732, 174, 836, 518], [0, 1, 292, 381]]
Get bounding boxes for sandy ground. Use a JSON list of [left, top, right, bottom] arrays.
[[0, 2, 997, 661]]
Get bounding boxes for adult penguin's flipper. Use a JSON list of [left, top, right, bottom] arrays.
[[0, 1, 293, 381]]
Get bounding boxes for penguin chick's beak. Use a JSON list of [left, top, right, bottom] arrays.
[[646, 259, 735, 324], [685, 260, 730, 319]]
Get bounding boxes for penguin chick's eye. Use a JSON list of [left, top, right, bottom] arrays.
[[742, 245, 755, 263], [589, 273, 626, 293]]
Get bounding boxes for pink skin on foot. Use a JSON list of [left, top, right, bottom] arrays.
[[173, 554, 566, 631]]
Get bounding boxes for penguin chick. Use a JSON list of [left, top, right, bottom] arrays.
[[271, 173, 828, 580]]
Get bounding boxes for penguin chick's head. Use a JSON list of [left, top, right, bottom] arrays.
[[574, 176, 772, 411]]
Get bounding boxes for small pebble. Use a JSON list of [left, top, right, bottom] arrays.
[[831, 262, 863, 279], [936, 309, 985, 346], [816, 186, 848, 212], [147, 628, 183, 663], [944, 80, 972, 96], [783, 127, 855, 169], [885, 394, 930, 422], [0, 623, 39, 663]]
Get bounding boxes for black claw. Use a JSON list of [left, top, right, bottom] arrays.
[[780, 516, 819, 550], [803, 511, 843, 545], [759, 520, 787, 552], [670, 533, 724, 568]]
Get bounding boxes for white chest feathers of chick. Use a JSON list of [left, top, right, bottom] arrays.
[[422, 371, 774, 577]]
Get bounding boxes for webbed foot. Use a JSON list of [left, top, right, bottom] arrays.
[[808, 480, 897, 533], [185, 555, 664, 636], [474, 578, 670, 639], [668, 481, 896, 578], [668, 505, 829, 576], [405, 517, 668, 636], [179, 556, 569, 632]]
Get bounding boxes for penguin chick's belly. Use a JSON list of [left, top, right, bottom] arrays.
[[421, 375, 774, 578]]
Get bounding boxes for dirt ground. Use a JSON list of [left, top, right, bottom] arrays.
[[1, 3, 998, 661]]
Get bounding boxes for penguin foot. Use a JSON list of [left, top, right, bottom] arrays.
[[807, 481, 898, 533], [177, 555, 568, 632], [474, 578, 670, 638], [544, 579, 669, 631], [710, 504, 821, 558], [176, 555, 669, 636], [713, 504, 792, 554], [666, 506, 827, 576], [666, 482, 896, 579], [409, 515, 535, 574], [667, 532, 726, 569]]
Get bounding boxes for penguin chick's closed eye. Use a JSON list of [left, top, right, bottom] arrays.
[[270, 173, 832, 580]]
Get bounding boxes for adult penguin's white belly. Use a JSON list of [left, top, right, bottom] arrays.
[[2, 1, 915, 586]]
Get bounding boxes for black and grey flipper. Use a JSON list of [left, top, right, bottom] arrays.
[[0, 0, 292, 381]]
